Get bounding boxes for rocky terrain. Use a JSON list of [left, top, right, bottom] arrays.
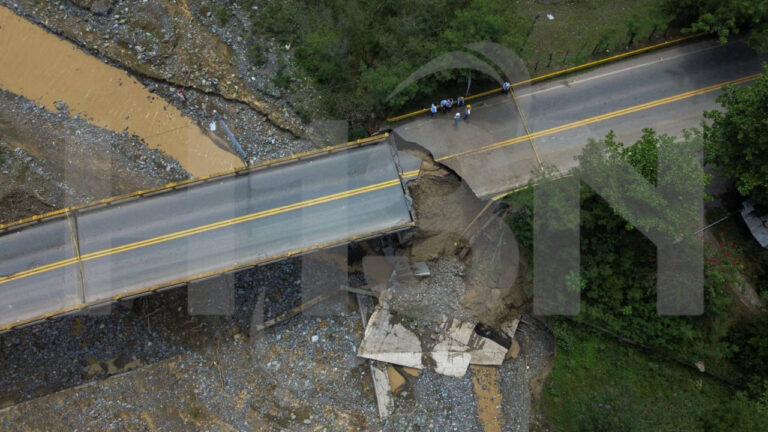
[[0, 2, 554, 430], [1, 0, 319, 139], [0, 88, 188, 223]]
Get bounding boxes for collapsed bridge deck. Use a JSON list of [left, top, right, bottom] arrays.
[[0, 142, 414, 332]]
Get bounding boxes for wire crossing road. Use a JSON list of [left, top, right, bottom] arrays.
[[0, 144, 413, 331]]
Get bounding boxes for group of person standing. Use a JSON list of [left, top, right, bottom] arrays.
[[430, 96, 471, 125]]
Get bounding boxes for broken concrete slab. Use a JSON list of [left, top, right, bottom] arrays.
[[428, 319, 474, 377], [370, 361, 394, 419], [357, 307, 424, 370], [427, 318, 519, 377], [355, 295, 394, 419], [429, 344, 472, 378]]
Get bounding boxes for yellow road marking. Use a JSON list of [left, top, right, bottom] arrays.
[[2, 73, 758, 287], [401, 169, 420, 178], [437, 73, 759, 162], [0, 221, 415, 332], [386, 33, 705, 122], [0, 178, 401, 286], [0, 133, 390, 233], [65, 210, 86, 303], [509, 89, 542, 166], [0, 70, 758, 329], [512, 33, 705, 87]]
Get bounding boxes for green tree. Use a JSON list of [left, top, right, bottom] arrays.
[[508, 129, 734, 360], [703, 66, 768, 206], [253, 0, 529, 133], [665, 0, 768, 51], [728, 313, 768, 396]]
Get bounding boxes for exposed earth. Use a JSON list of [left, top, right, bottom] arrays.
[[0, 2, 553, 430]]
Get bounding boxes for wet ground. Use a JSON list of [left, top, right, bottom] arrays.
[[0, 2, 554, 430], [0, 5, 243, 176]]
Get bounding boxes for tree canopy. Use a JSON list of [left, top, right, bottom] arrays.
[[703, 66, 768, 206], [508, 129, 733, 360], [254, 0, 530, 131], [666, 0, 768, 51]]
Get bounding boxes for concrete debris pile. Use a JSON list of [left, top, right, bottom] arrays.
[[353, 252, 520, 419], [358, 306, 518, 379]]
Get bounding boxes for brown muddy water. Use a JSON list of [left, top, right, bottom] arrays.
[[0, 6, 244, 177]]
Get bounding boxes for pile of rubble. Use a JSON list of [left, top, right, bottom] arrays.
[[343, 252, 522, 421]]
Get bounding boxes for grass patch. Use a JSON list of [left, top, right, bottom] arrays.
[[541, 320, 733, 432], [519, 0, 675, 74]]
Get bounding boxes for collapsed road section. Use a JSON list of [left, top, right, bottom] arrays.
[[0, 141, 414, 332]]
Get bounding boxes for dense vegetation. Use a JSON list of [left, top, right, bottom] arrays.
[[543, 321, 768, 432], [508, 129, 736, 361], [703, 65, 768, 207], [665, 0, 768, 51], [253, 0, 530, 131], [509, 128, 768, 430]]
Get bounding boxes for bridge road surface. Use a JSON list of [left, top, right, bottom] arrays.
[[393, 38, 768, 198], [0, 143, 413, 331]]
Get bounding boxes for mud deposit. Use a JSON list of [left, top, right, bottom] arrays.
[[0, 5, 243, 177]]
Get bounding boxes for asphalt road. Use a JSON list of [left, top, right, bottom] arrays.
[[2, 37, 766, 330], [0, 143, 413, 330], [394, 38, 768, 198]]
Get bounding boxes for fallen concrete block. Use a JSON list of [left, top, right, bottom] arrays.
[[357, 307, 424, 369]]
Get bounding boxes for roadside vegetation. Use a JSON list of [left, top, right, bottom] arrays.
[[507, 129, 735, 363], [703, 67, 768, 208], [507, 66, 768, 430], [241, 0, 675, 134], [540, 321, 768, 432], [665, 0, 768, 51]]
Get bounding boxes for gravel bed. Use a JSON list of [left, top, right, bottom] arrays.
[[0, 89, 187, 207]]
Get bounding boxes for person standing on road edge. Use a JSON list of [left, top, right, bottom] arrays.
[[453, 112, 460, 125], [457, 96, 465, 106], [430, 103, 437, 117], [440, 99, 447, 113], [463, 104, 471, 120], [502, 81, 510, 93]]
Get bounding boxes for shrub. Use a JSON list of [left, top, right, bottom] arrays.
[[214, 5, 230, 26]]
